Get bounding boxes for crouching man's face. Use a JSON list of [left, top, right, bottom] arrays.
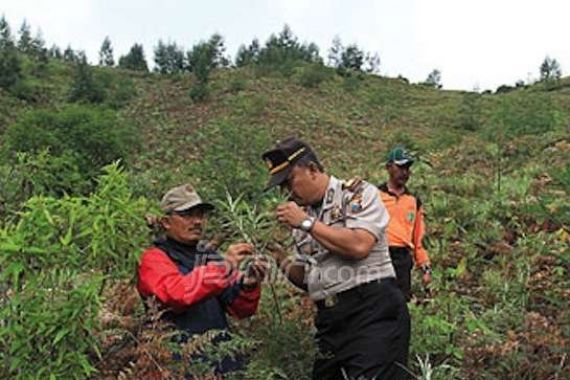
[[161, 207, 207, 245]]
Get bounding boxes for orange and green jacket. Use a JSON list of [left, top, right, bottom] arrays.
[[378, 183, 430, 268]]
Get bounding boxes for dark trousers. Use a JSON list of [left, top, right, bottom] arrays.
[[389, 247, 413, 301], [313, 279, 411, 380]]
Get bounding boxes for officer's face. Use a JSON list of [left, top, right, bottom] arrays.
[[161, 207, 207, 244], [281, 164, 320, 206], [387, 162, 411, 187]]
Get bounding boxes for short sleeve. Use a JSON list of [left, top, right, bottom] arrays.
[[344, 183, 390, 240]]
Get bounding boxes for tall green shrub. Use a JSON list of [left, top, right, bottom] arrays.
[[0, 164, 150, 379], [4, 105, 139, 181]]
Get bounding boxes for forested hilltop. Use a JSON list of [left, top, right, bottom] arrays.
[[0, 18, 568, 379]]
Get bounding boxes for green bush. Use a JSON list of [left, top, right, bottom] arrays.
[[188, 120, 271, 201], [455, 92, 481, 131], [0, 271, 104, 379], [0, 163, 149, 273], [228, 75, 247, 93], [0, 164, 150, 379], [230, 93, 267, 118], [189, 82, 209, 102], [68, 57, 106, 104], [3, 105, 140, 181], [342, 74, 362, 92], [296, 63, 331, 89], [0, 150, 87, 219], [487, 93, 564, 137], [0, 44, 22, 90], [98, 71, 137, 109], [8, 78, 45, 102]]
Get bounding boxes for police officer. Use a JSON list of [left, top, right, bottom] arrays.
[[378, 147, 432, 301], [262, 137, 410, 380]]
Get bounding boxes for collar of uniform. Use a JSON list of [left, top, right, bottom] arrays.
[[378, 182, 410, 197], [306, 176, 340, 218], [321, 176, 341, 213]]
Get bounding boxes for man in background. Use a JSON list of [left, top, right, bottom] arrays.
[[378, 147, 432, 301]]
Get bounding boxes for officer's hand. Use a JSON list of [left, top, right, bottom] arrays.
[[276, 202, 308, 228], [243, 256, 269, 287], [225, 243, 253, 270], [422, 272, 432, 286]]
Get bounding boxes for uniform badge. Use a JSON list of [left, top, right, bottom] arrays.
[[407, 211, 415, 222], [351, 201, 363, 213], [330, 206, 342, 220], [349, 194, 363, 213]]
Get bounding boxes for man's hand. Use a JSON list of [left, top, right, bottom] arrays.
[[276, 202, 308, 228], [422, 272, 432, 286], [225, 243, 254, 270], [420, 264, 432, 286], [242, 256, 269, 287]]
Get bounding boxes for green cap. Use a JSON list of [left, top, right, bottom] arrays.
[[387, 147, 414, 166]]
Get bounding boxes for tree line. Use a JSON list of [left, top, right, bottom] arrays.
[[0, 15, 565, 97]]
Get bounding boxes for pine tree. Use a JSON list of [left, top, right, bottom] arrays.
[[0, 15, 14, 49], [17, 20, 32, 54], [0, 43, 21, 90], [256, 25, 322, 71], [186, 34, 230, 102], [49, 44, 62, 59], [328, 36, 342, 67], [423, 69, 443, 89], [30, 30, 45, 57], [98, 36, 114, 66], [328, 37, 378, 75], [63, 45, 77, 63], [153, 40, 184, 74], [207, 33, 229, 68], [540, 56, 562, 82], [118, 43, 148, 72], [364, 52, 380, 74], [235, 38, 260, 67], [0, 15, 21, 90], [340, 44, 365, 71], [68, 53, 105, 103]]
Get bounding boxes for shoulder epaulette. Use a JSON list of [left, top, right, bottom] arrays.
[[342, 177, 364, 192]]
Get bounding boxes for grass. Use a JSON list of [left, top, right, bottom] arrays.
[[0, 58, 569, 379]]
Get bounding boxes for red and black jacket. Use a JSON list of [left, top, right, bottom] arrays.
[[137, 238, 261, 336]]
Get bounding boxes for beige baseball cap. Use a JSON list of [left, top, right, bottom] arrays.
[[160, 184, 214, 214]]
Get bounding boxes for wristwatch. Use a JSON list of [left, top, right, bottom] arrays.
[[420, 264, 432, 275], [298, 216, 316, 232]]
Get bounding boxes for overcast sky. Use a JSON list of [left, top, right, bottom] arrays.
[[2, 0, 569, 91]]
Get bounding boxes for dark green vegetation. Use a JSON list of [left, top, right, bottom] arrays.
[[0, 20, 569, 379]]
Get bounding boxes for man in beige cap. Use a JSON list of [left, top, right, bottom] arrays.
[[137, 184, 266, 375]]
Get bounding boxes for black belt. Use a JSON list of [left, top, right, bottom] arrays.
[[315, 278, 395, 310]]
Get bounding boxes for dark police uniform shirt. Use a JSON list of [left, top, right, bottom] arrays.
[[292, 176, 395, 301]]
